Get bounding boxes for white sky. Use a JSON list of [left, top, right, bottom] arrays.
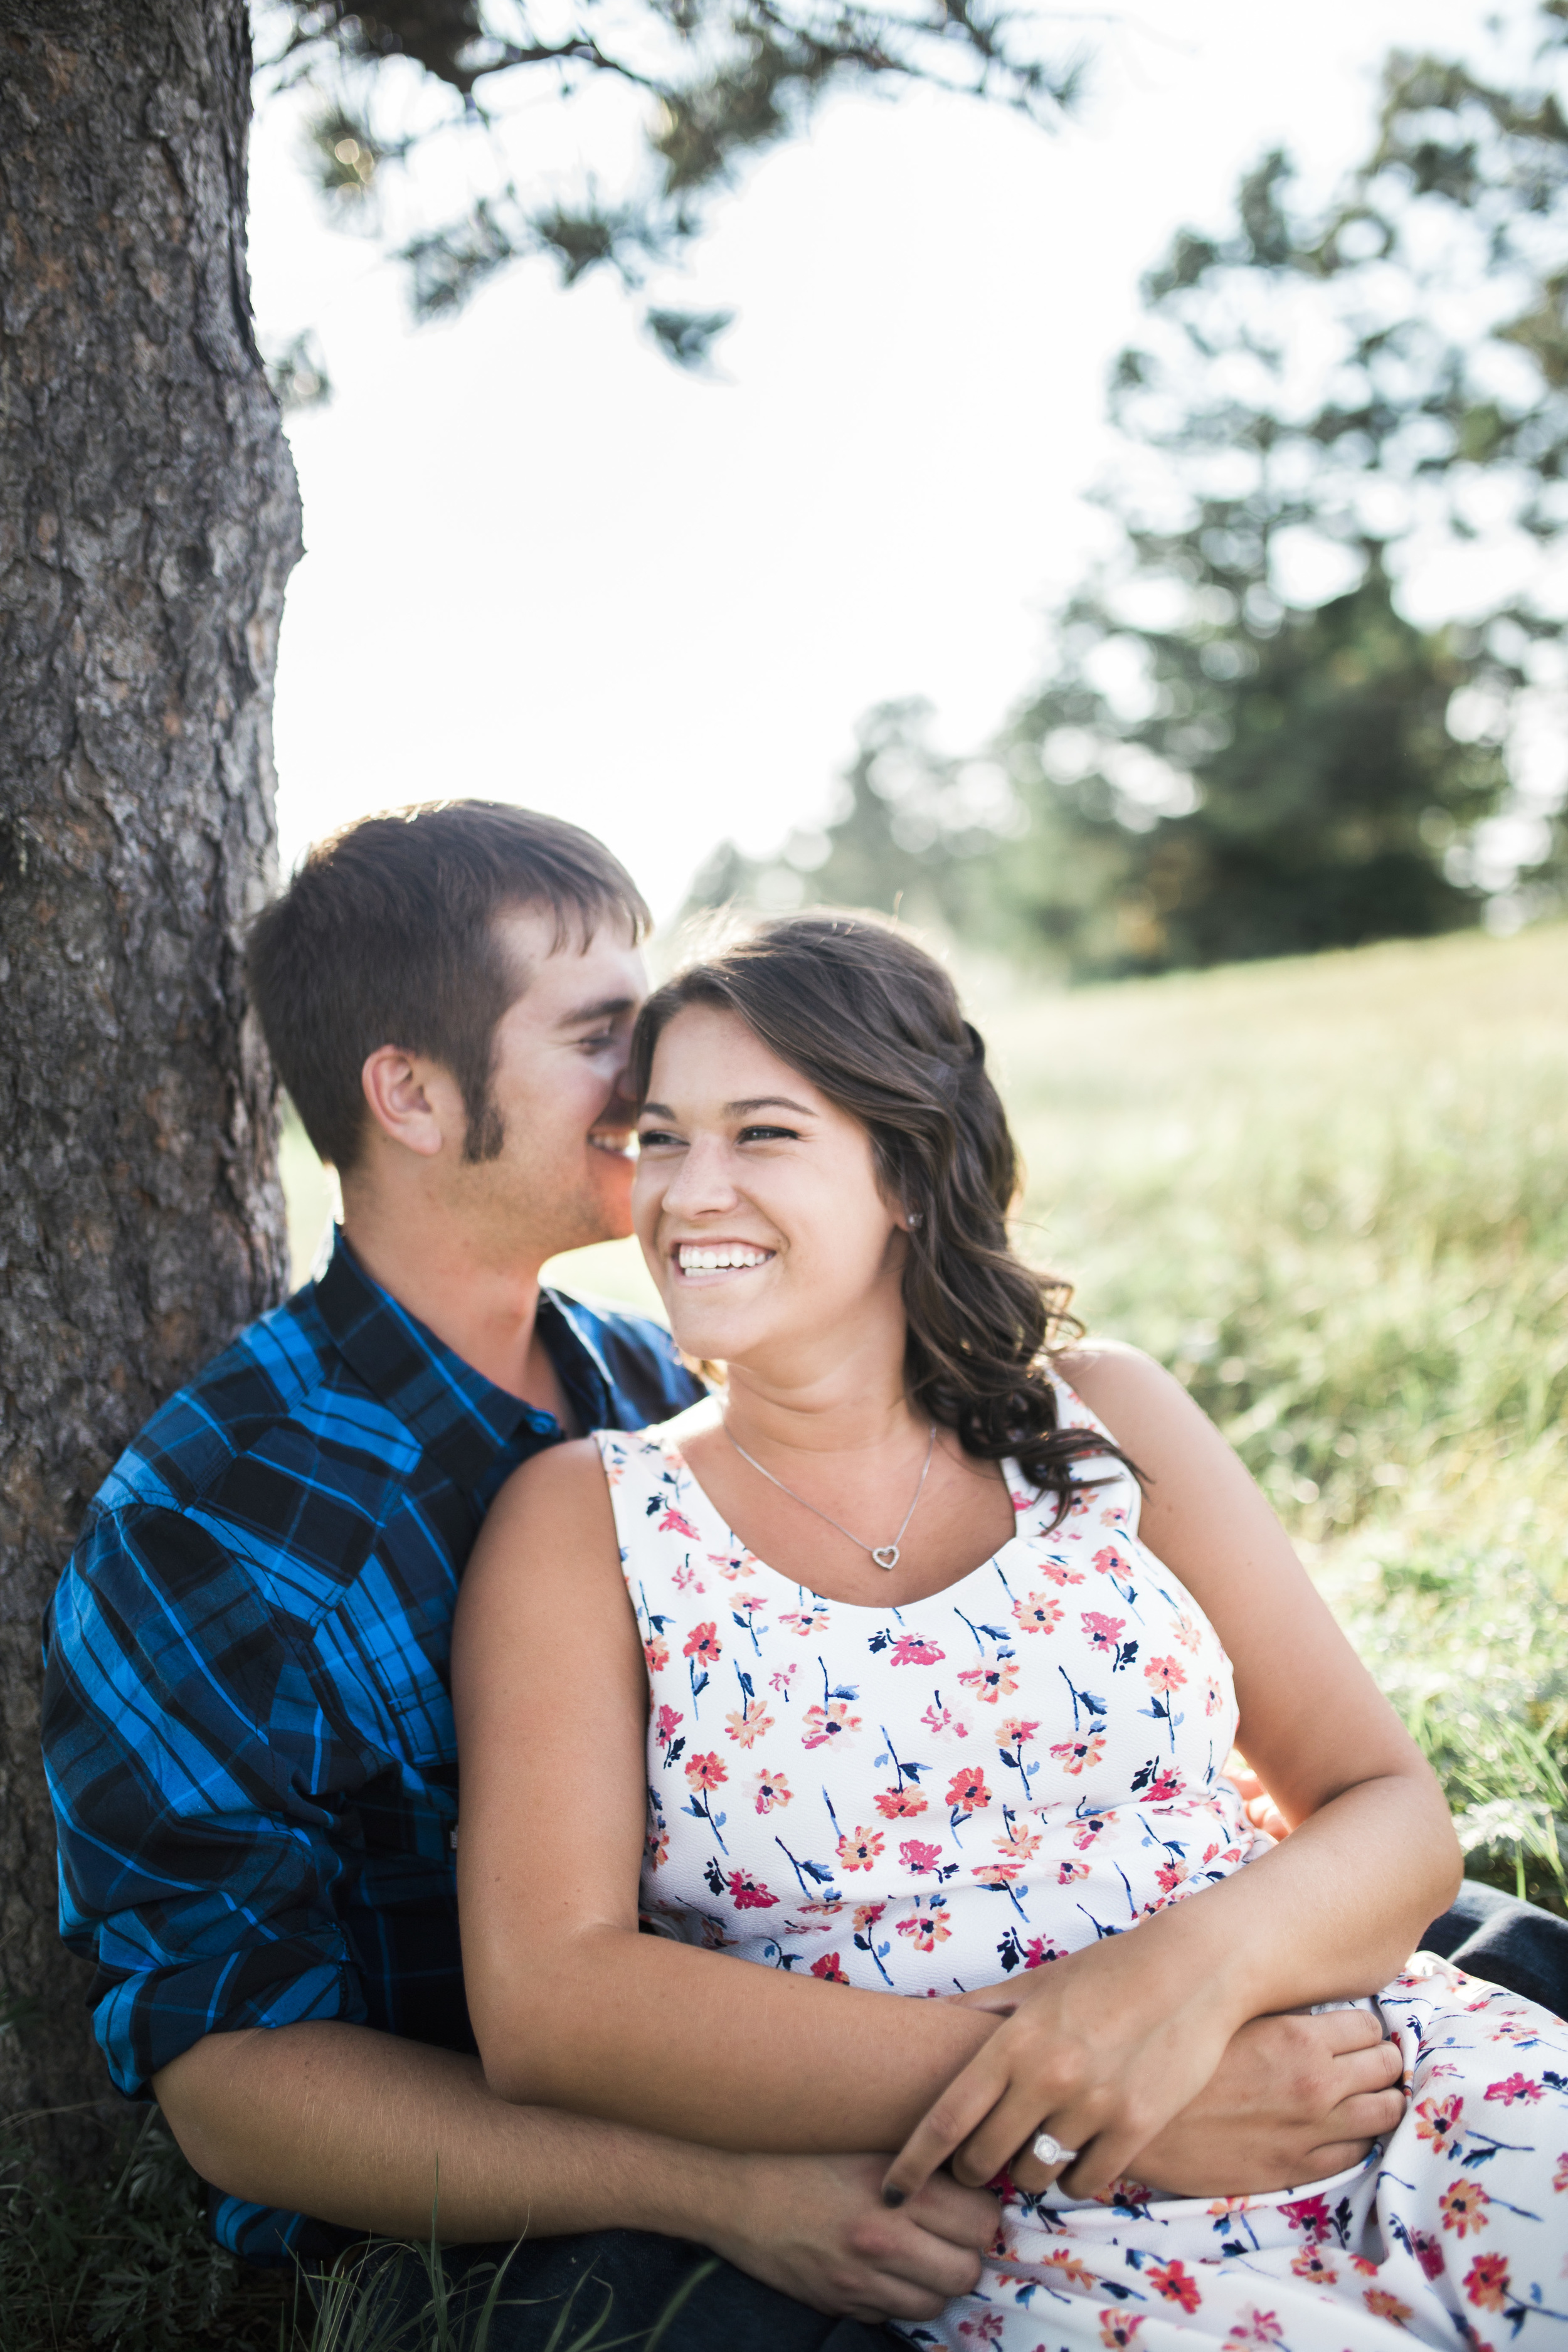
[[250, 0, 1500, 921]]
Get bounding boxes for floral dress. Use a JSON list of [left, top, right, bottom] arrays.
[[595, 1385, 1568, 2349]]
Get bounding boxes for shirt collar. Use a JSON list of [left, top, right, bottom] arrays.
[[312, 1230, 612, 1493]]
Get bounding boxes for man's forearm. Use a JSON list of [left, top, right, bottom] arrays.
[[154, 2020, 741, 2245]]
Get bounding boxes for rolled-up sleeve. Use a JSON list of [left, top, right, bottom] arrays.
[[43, 1503, 369, 2098]]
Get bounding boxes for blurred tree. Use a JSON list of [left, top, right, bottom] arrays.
[[263, 0, 1087, 363], [698, 8, 1568, 966]]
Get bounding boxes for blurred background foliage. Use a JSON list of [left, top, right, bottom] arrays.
[[690, 6, 1568, 966]]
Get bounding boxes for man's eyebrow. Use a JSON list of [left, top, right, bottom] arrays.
[[555, 995, 637, 1028]]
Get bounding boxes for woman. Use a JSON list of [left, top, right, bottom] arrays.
[[453, 914, 1567, 2348]]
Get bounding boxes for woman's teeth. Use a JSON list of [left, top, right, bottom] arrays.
[[676, 1244, 771, 1274]]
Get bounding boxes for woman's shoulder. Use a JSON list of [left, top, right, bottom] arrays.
[[1049, 1338, 1215, 1459]]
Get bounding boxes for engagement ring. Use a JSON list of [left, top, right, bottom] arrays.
[[1030, 2131, 1079, 2168]]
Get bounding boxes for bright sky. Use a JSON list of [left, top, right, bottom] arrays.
[[250, 0, 1499, 921]]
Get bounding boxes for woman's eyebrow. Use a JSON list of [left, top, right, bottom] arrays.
[[724, 1096, 815, 1117]]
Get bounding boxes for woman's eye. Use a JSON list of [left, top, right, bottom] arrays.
[[738, 1124, 798, 1144], [637, 1128, 681, 1150]]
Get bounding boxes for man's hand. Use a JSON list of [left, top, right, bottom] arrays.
[[704, 2152, 997, 2326], [1128, 2009, 1405, 2196]]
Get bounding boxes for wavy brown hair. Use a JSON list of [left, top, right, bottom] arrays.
[[628, 913, 1137, 1514]]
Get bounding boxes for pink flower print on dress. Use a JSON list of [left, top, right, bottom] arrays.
[[1465, 2252, 1512, 2311], [957, 1655, 1019, 1705], [873, 1786, 929, 1819], [768, 1661, 798, 1700], [801, 1700, 862, 1749], [644, 1635, 669, 1673], [751, 1768, 792, 1814], [1203, 1677, 1224, 1717], [956, 2314, 1003, 2344], [1439, 2180, 1491, 2237], [972, 1854, 1024, 1888], [1409, 2230, 1444, 2280], [945, 1765, 990, 1814], [1222, 2311, 1283, 2346], [1021, 1933, 1067, 1968], [646, 1826, 669, 1870], [887, 1633, 945, 1665], [654, 1703, 683, 1751], [810, 1952, 850, 1983], [1082, 1611, 1126, 1652], [725, 1698, 774, 1749], [1145, 2259, 1202, 2314], [726, 1867, 780, 1910], [1057, 1858, 1089, 1885], [897, 1897, 953, 1951], [1099, 2315, 1147, 2349], [684, 1751, 728, 1793], [1171, 1609, 1202, 1653], [659, 1507, 701, 1539], [683, 1621, 722, 1668], [710, 1549, 757, 1581], [780, 1604, 831, 1638], [1013, 1591, 1064, 1635], [1051, 1732, 1106, 1776], [1555, 2152, 1568, 2192], [1485, 2072, 1542, 2105], [1414, 2094, 1465, 2153], [1145, 1654, 1187, 1693], [1290, 2245, 1337, 2284], [920, 1697, 969, 1741], [1145, 1767, 1184, 1802], [899, 1838, 944, 1874], [999, 1717, 1039, 1749], [837, 1825, 885, 1873], [1091, 1547, 1123, 1576], [672, 1565, 706, 1594], [1364, 2289, 1414, 2327], [1155, 1858, 1190, 1895], [1071, 1813, 1108, 1851]]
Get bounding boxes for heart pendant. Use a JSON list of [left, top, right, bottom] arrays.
[[871, 1544, 900, 1571]]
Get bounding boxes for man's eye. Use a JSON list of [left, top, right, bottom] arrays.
[[578, 1030, 617, 1051]]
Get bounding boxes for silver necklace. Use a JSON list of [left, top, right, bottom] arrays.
[[723, 1421, 937, 1572]]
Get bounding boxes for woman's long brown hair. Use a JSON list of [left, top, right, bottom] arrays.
[[628, 913, 1137, 1516]]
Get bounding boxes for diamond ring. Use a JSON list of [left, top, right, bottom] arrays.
[[1031, 2131, 1080, 2168]]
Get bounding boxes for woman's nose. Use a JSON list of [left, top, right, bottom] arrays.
[[661, 1135, 741, 1215]]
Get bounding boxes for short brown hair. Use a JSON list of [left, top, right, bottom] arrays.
[[629, 913, 1135, 1515], [249, 800, 650, 1171]]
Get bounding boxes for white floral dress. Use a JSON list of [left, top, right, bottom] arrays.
[[595, 1384, 1568, 2349]]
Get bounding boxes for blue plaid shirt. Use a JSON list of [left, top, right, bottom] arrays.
[[41, 1231, 699, 2264]]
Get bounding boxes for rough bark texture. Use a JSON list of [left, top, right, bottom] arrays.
[[0, 0, 300, 2138]]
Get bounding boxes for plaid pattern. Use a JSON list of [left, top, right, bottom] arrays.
[[41, 1232, 699, 2264]]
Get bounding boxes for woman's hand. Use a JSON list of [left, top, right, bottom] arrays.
[[881, 1932, 1244, 2206]]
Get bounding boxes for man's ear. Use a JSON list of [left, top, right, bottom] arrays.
[[360, 1046, 460, 1160]]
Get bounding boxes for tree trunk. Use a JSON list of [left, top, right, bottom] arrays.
[[0, 0, 299, 2141]]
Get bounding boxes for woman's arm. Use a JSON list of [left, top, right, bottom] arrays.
[[883, 1344, 1461, 2201], [452, 1441, 996, 2153]]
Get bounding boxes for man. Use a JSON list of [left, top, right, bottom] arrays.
[[41, 801, 1565, 2347]]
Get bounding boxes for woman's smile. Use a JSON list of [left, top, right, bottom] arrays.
[[671, 1238, 777, 1281]]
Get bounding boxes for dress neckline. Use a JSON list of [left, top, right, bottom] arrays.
[[643, 1412, 1071, 1617]]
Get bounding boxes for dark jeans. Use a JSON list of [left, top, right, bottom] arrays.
[[1419, 1876, 1568, 2017], [306, 1883, 1568, 2349], [307, 2230, 895, 2351]]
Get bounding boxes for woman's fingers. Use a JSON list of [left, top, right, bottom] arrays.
[[882, 2047, 1017, 2204]]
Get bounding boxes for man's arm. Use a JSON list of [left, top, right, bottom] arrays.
[[153, 2021, 999, 2326]]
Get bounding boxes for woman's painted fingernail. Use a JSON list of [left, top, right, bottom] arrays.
[[882, 2186, 906, 2208]]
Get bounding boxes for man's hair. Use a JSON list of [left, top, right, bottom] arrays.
[[248, 800, 650, 1172]]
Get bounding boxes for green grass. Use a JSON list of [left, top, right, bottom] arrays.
[[204, 918, 1565, 2351]]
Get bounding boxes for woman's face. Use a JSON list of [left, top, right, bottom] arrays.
[[633, 1004, 909, 1378]]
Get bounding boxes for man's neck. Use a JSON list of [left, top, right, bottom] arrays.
[[339, 1200, 568, 1421]]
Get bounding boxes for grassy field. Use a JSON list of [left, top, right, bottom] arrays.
[[285, 918, 1568, 1911], [16, 921, 1554, 2352]]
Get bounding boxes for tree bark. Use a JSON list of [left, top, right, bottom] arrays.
[[0, 0, 299, 2139]]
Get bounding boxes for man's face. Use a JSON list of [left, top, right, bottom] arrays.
[[450, 905, 647, 1267]]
